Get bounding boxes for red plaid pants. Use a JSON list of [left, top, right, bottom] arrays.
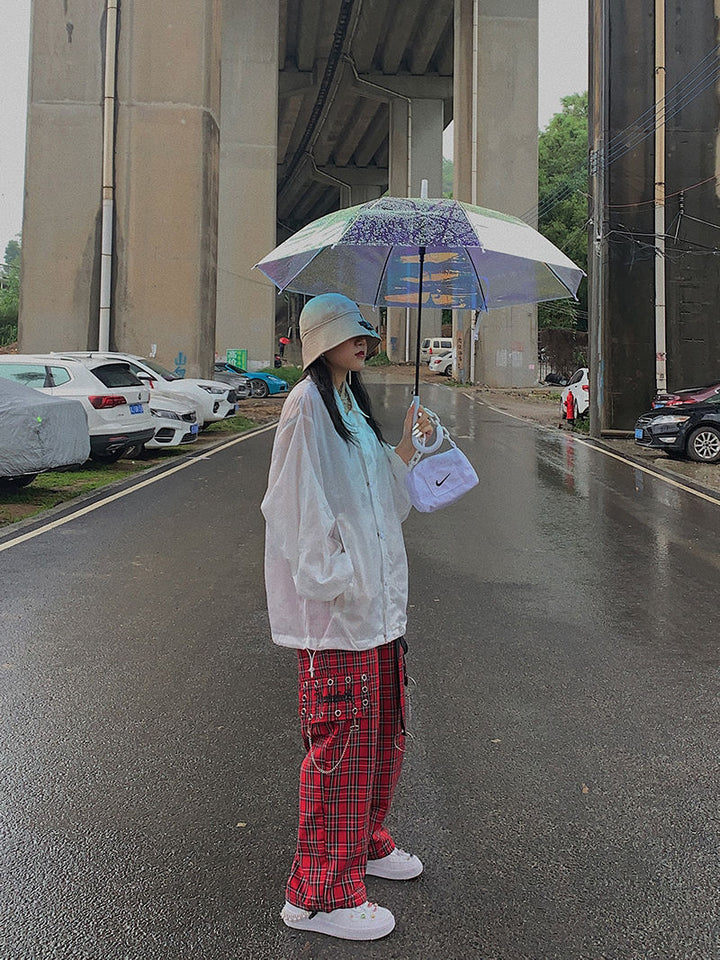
[[285, 639, 406, 912]]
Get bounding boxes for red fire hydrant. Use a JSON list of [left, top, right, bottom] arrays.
[[565, 392, 575, 422]]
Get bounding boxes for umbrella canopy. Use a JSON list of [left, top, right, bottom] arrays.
[[255, 196, 584, 311], [255, 195, 584, 400]]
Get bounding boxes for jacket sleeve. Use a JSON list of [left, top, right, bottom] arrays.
[[261, 406, 355, 601], [384, 444, 412, 522]]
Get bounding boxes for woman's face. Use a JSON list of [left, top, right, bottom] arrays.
[[324, 336, 371, 384]]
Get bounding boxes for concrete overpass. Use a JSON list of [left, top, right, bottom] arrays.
[[19, 0, 540, 386]]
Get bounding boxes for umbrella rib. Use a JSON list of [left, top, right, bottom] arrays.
[[372, 247, 394, 306], [545, 263, 580, 301], [278, 199, 383, 293], [464, 248, 489, 311], [275, 248, 326, 294]]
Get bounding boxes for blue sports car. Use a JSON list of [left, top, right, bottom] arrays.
[[213, 362, 289, 398]]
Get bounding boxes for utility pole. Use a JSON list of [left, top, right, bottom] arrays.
[[588, 0, 608, 438], [654, 0, 667, 392]]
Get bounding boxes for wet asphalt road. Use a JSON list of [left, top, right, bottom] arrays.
[[1, 382, 720, 960]]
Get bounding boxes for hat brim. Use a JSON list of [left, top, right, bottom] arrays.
[[301, 308, 381, 369]]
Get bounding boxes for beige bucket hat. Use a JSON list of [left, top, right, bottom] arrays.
[[299, 294, 381, 370]]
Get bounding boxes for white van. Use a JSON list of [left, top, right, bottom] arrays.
[[420, 337, 453, 364]]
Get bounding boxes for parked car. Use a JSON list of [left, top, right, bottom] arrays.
[[54, 353, 238, 427], [560, 367, 589, 419], [428, 351, 454, 377], [145, 394, 199, 450], [0, 355, 154, 462], [0, 377, 90, 487], [209, 362, 252, 398], [213, 361, 288, 398], [652, 380, 720, 408], [420, 337, 453, 364], [635, 396, 720, 462]]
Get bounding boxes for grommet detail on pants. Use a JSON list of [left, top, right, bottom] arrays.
[[297, 668, 374, 723]]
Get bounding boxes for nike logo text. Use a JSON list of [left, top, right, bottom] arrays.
[[435, 473, 451, 486]]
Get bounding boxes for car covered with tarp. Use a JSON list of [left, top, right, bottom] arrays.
[[0, 377, 90, 487]]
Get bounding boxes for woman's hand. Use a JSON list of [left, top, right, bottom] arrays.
[[395, 402, 435, 465]]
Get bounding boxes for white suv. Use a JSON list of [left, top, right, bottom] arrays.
[[420, 337, 453, 364], [55, 353, 237, 428], [145, 393, 199, 449], [0, 355, 155, 462]]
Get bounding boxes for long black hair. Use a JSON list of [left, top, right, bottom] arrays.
[[302, 358, 386, 445]]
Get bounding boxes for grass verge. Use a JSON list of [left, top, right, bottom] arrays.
[[0, 413, 263, 528], [0, 460, 157, 527]]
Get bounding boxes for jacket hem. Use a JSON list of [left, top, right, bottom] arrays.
[[271, 624, 407, 651]]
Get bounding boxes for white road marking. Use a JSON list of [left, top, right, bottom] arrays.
[[466, 392, 720, 509], [0, 423, 278, 554]]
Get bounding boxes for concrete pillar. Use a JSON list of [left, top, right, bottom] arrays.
[[20, 1, 106, 351], [112, 0, 222, 378], [386, 97, 444, 365], [19, 0, 222, 376], [409, 99, 444, 199], [215, 0, 279, 370], [453, 0, 539, 387], [338, 181, 384, 342]]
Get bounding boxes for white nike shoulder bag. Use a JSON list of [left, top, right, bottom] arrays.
[[405, 408, 479, 512]]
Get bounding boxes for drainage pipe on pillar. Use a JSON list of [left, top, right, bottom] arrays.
[[99, 0, 118, 352], [654, 0, 667, 392], [469, 0, 478, 388]]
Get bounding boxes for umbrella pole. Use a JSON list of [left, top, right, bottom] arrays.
[[413, 244, 426, 398]]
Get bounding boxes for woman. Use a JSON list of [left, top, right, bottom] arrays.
[[261, 293, 432, 942]]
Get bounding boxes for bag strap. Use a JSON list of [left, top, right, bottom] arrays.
[[408, 422, 457, 468], [411, 398, 444, 454]]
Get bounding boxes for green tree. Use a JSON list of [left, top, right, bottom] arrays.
[[4, 238, 20, 268], [537, 92, 588, 329], [442, 158, 453, 198], [0, 236, 21, 344]]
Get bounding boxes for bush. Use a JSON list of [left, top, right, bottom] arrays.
[[0, 319, 18, 346], [366, 351, 391, 366], [259, 364, 304, 387]]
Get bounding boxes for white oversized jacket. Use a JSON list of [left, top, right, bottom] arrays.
[[261, 378, 412, 650]]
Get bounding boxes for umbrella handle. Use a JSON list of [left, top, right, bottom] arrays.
[[411, 395, 444, 454]]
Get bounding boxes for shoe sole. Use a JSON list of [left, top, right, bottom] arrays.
[[282, 913, 396, 941], [365, 861, 424, 881]]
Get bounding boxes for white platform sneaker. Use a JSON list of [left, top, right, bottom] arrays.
[[366, 846, 424, 880], [281, 899, 395, 941]]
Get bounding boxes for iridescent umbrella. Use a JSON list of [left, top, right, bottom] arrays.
[[255, 192, 584, 400]]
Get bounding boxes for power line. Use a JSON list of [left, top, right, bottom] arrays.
[[525, 41, 720, 227]]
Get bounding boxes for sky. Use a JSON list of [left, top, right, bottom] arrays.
[[0, 0, 588, 258]]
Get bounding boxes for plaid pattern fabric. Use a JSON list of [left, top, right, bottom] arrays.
[[285, 640, 406, 912]]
